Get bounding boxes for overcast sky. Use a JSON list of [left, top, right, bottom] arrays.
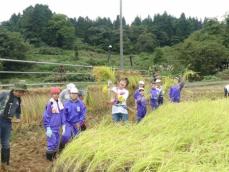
[[0, 0, 228, 24]]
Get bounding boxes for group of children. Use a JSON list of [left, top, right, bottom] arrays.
[[134, 77, 185, 122], [43, 77, 184, 161], [43, 83, 86, 161], [108, 77, 184, 123], [133, 79, 163, 123]]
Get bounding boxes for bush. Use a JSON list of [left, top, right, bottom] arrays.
[[203, 75, 220, 81], [38, 47, 63, 55], [216, 69, 229, 80]]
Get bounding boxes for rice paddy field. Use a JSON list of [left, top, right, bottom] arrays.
[[53, 99, 229, 172], [0, 80, 227, 172]]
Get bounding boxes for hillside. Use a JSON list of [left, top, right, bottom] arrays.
[[0, 46, 153, 84]]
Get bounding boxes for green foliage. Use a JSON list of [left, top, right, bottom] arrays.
[[54, 99, 229, 171], [92, 66, 115, 82], [182, 69, 199, 81], [1, 4, 203, 54], [0, 28, 30, 70], [203, 75, 220, 81], [2, 4, 229, 78], [74, 44, 79, 60], [135, 32, 158, 52], [45, 14, 75, 49], [177, 39, 229, 75], [19, 4, 53, 46], [153, 48, 164, 64], [216, 69, 229, 80], [38, 47, 63, 55]]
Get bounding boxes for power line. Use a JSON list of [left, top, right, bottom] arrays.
[[0, 71, 91, 75], [0, 81, 99, 88], [0, 58, 93, 68]]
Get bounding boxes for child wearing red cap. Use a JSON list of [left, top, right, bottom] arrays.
[[43, 87, 65, 161]]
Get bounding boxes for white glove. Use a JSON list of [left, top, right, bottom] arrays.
[[62, 125, 66, 135], [46, 127, 52, 137]]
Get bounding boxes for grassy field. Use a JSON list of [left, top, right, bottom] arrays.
[[53, 99, 229, 172]]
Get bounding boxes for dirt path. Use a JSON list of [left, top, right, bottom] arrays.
[[1, 112, 104, 172], [4, 126, 53, 172]]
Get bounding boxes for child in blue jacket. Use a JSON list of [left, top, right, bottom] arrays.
[[61, 87, 86, 146], [43, 87, 65, 161], [136, 87, 147, 123], [169, 77, 185, 103]]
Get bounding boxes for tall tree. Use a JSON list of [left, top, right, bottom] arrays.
[[45, 14, 75, 49], [0, 29, 30, 70], [135, 31, 158, 52], [19, 4, 52, 45], [131, 16, 142, 26]]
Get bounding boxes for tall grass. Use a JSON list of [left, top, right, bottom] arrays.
[[53, 99, 229, 172], [13, 93, 48, 130], [92, 66, 116, 82]]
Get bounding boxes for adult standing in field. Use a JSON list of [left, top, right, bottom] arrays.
[[43, 87, 65, 161], [224, 84, 229, 97], [169, 77, 185, 103], [59, 83, 76, 104], [61, 87, 86, 147], [110, 78, 129, 122], [0, 83, 27, 170]]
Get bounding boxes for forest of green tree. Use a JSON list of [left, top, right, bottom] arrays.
[[0, 4, 229, 79]]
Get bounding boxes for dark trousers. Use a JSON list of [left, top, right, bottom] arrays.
[[224, 88, 229, 97], [0, 117, 11, 165], [112, 113, 128, 122], [0, 117, 12, 149], [158, 96, 164, 105]]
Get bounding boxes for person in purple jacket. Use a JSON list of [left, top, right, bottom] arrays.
[[61, 87, 86, 147], [134, 81, 145, 100], [134, 81, 145, 109], [150, 81, 160, 110], [136, 87, 147, 123], [43, 87, 65, 161], [169, 77, 185, 103]]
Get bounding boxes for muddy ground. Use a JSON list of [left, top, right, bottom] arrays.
[[4, 126, 52, 172]]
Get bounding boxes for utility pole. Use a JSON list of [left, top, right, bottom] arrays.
[[120, 0, 124, 69]]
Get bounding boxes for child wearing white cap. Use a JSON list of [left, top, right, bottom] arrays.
[[156, 79, 164, 106], [59, 83, 76, 104], [134, 80, 145, 108]]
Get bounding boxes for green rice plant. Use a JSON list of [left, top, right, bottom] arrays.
[[182, 69, 199, 81], [53, 99, 229, 172], [161, 76, 175, 93], [92, 66, 115, 82]]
